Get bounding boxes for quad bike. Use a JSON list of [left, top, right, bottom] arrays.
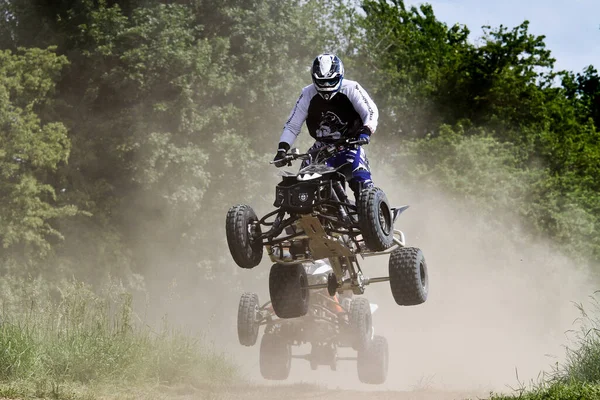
[[237, 260, 389, 384], [226, 138, 429, 319]]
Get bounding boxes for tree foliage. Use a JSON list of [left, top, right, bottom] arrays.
[[0, 0, 597, 289], [354, 0, 599, 262], [0, 47, 76, 260]]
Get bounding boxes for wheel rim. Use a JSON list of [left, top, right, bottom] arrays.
[[247, 221, 258, 241], [300, 274, 308, 302], [420, 260, 427, 291], [378, 202, 392, 236], [252, 304, 259, 333], [248, 220, 262, 255]]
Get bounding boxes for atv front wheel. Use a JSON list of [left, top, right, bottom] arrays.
[[358, 187, 394, 251], [349, 297, 372, 351], [226, 204, 263, 269], [269, 263, 309, 318], [259, 334, 291, 380], [357, 335, 389, 384], [237, 292, 260, 346], [389, 247, 428, 306]]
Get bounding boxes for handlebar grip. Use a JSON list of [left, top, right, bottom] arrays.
[[347, 138, 369, 146], [270, 155, 293, 167]]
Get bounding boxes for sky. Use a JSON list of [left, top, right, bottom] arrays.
[[404, 0, 600, 73]]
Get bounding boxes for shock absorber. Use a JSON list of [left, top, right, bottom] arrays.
[[271, 211, 286, 237], [332, 181, 350, 222], [332, 180, 348, 202]]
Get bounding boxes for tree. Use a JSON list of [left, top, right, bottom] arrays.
[[0, 47, 76, 263], [562, 66, 600, 129], [356, 0, 471, 138]]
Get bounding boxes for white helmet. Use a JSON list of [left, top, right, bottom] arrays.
[[312, 53, 344, 100]]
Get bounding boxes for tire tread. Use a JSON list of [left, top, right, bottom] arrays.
[[349, 297, 372, 351], [269, 264, 309, 318], [358, 187, 394, 251], [237, 292, 259, 346], [389, 247, 428, 306], [226, 204, 262, 269], [357, 335, 388, 384]]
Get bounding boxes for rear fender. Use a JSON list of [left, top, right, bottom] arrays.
[[391, 205, 410, 223]]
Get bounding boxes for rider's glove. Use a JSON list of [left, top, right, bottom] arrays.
[[273, 142, 291, 168], [356, 126, 372, 145]]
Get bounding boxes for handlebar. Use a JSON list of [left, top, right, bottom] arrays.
[[269, 138, 368, 166], [347, 138, 369, 146], [268, 152, 308, 165]]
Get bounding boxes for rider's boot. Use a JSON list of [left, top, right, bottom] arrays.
[[350, 175, 374, 253], [350, 175, 374, 205]]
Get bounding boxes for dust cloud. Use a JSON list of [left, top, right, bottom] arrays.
[[135, 145, 596, 396], [357, 171, 593, 393], [219, 167, 595, 395]]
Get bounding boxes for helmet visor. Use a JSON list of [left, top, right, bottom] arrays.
[[314, 77, 341, 89]]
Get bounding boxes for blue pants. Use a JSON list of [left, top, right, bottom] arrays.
[[305, 142, 373, 197]]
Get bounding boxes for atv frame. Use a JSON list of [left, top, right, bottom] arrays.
[[257, 200, 410, 296], [237, 277, 389, 384], [226, 140, 429, 318]]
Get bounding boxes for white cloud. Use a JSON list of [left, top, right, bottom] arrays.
[[404, 0, 600, 72]]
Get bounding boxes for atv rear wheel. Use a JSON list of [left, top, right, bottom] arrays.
[[269, 263, 309, 318], [358, 187, 394, 252], [357, 335, 389, 384], [349, 297, 372, 351], [237, 292, 260, 346], [226, 204, 263, 269], [259, 334, 291, 380], [389, 247, 428, 306]]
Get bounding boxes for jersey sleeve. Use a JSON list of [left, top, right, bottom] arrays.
[[279, 88, 310, 146], [348, 82, 379, 134]]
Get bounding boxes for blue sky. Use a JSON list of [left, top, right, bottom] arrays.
[[404, 0, 600, 73]]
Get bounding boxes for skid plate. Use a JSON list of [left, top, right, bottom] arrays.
[[298, 215, 354, 259]]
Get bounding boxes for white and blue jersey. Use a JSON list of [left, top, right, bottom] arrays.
[[279, 80, 379, 190], [280, 79, 378, 146]]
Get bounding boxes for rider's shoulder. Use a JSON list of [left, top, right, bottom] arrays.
[[301, 84, 319, 98], [340, 79, 363, 93]]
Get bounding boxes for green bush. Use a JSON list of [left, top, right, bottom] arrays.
[[489, 382, 600, 400], [0, 279, 237, 390]]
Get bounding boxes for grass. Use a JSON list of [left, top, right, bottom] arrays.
[[3, 279, 600, 400], [489, 381, 600, 400], [487, 292, 600, 400], [560, 295, 600, 384], [0, 278, 238, 399]]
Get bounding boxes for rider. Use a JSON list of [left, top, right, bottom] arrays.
[[273, 53, 379, 201]]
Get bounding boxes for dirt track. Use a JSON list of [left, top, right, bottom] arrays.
[[159, 384, 491, 400], [231, 386, 488, 400]]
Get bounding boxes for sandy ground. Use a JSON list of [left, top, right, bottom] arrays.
[[152, 383, 492, 400], [213, 386, 489, 400]]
